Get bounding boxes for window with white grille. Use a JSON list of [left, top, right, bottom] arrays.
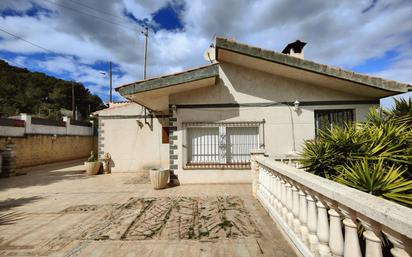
[[186, 123, 260, 165]]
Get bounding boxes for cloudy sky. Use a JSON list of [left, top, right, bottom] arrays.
[[0, 0, 411, 104]]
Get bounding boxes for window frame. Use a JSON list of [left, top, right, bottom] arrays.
[[314, 109, 355, 137], [182, 121, 264, 168]]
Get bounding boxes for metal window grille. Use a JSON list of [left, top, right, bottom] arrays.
[[315, 109, 354, 136], [187, 125, 259, 165]]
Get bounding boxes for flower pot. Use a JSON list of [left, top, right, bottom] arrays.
[[149, 168, 170, 189], [84, 161, 101, 175]]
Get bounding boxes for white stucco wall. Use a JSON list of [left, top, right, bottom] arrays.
[[97, 103, 169, 172], [169, 62, 377, 183]]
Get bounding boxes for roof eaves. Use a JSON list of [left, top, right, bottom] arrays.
[[116, 63, 219, 96], [215, 37, 409, 93]]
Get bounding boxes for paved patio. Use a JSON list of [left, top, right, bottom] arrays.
[[0, 160, 298, 257]]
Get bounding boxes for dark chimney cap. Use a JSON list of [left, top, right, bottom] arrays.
[[282, 40, 307, 54]]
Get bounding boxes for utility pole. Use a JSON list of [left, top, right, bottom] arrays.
[[142, 26, 150, 123], [71, 82, 75, 120], [109, 61, 112, 102], [142, 27, 148, 79]]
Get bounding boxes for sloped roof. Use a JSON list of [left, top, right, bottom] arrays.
[[215, 37, 411, 93], [115, 63, 219, 96]]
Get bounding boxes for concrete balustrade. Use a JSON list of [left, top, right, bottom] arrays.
[[251, 151, 412, 257]]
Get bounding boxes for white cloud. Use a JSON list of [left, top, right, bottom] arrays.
[[0, 0, 411, 103]]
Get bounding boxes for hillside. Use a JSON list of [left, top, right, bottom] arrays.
[[0, 59, 103, 120]]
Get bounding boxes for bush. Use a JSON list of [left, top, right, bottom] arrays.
[[300, 98, 412, 206], [336, 159, 412, 206], [86, 151, 97, 162]]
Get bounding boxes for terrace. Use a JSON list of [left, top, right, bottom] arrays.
[[0, 153, 411, 257], [0, 161, 297, 257]]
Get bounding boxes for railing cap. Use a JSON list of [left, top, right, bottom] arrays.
[[255, 156, 412, 239]]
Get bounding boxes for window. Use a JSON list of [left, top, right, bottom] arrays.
[[315, 109, 354, 136], [162, 126, 169, 144], [186, 125, 259, 165]]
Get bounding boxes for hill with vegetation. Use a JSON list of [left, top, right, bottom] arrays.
[[0, 59, 103, 120]]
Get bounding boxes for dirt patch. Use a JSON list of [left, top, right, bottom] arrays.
[[61, 204, 104, 213], [31, 196, 261, 255]]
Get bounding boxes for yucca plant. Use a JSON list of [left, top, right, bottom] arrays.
[[336, 159, 412, 207]]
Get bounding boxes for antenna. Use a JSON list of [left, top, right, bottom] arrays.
[[203, 44, 216, 63]]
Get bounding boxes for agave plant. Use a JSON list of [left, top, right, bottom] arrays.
[[335, 159, 412, 207]]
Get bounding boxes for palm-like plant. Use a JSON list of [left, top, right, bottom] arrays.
[[336, 159, 412, 206]]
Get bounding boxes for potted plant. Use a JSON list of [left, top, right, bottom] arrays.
[[149, 168, 170, 189], [84, 151, 101, 175]]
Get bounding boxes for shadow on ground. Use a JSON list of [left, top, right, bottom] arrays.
[[0, 196, 43, 225], [0, 161, 89, 191]]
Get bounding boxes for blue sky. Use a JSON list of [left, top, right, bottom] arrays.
[[0, 0, 411, 106]]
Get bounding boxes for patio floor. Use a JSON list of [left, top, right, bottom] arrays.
[[0, 160, 298, 257]]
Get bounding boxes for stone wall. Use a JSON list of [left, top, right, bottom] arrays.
[[0, 135, 97, 169]]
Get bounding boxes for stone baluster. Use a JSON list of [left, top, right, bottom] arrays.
[[269, 173, 275, 206], [273, 176, 280, 211], [286, 181, 294, 227], [281, 179, 288, 219], [276, 176, 283, 212], [328, 205, 344, 257], [292, 185, 300, 233], [360, 218, 383, 257], [307, 194, 319, 253], [316, 199, 331, 257], [339, 207, 362, 257], [383, 228, 411, 257], [298, 189, 309, 243], [257, 166, 263, 198]]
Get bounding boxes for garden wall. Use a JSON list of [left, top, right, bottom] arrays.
[[0, 135, 97, 169]]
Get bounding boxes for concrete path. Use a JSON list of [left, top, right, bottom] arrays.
[[0, 161, 298, 257]]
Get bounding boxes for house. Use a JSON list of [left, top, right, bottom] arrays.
[[93, 37, 411, 184]]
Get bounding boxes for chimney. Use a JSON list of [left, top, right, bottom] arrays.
[[282, 40, 307, 59]]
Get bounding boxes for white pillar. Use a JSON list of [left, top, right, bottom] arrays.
[[63, 116, 70, 135], [316, 200, 331, 257], [307, 194, 318, 253], [20, 113, 32, 134], [276, 177, 283, 212], [286, 182, 294, 227], [363, 230, 383, 257], [328, 207, 344, 257], [281, 180, 288, 219], [383, 229, 411, 257], [299, 190, 309, 243], [360, 219, 383, 257], [292, 186, 300, 233], [340, 208, 362, 257]]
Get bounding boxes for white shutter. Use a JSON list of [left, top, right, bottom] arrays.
[[188, 127, 219, 163], [226, 127, 259, 163]]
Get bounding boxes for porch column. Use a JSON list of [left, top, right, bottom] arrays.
[[169, 105, 178, 173], [250, 149, 265, 198]]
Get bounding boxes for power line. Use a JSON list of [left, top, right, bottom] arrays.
[[43, 0, 142, 32], [66, 0, 128, 24], [0, 27, 54, 53]]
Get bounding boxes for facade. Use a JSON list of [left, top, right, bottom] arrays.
[[94, 37, 411, 183]]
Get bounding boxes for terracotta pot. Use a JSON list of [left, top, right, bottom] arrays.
[[149, 168, 170, 189], [84, 161, 101, 175]]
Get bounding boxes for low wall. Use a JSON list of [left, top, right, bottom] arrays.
[[0, 135, 97, 169], [0, 115, 93, 137]]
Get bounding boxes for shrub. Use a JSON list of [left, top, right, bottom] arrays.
[[336, 159, 412, 206], [300, 98, 412, 206], [86, 151, 97, 162]]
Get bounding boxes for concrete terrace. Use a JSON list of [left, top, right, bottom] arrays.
[[0, 161, 298, 257]]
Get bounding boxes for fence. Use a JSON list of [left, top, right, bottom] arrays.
[[0, 114, 93, 137], [251, 150, 412, 257]]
